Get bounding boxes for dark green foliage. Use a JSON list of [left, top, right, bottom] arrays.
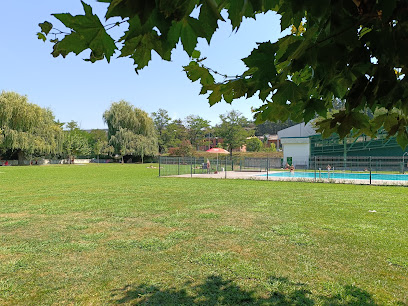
[[216, 110, 252, 153], [246, 137, 263, 152], [185, 115, 210, 150], [168, 139, 194, 156], [152, 109, 172, 153], [255, 120, 297, 136], [87, 129, 111, 158], [38, 1, 408, 147], [162, 119, 189, 151]]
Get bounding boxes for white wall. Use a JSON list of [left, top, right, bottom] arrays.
[[281, 138, 311, 168]]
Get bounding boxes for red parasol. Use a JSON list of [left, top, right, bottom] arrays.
[[206, 148, 229, 154], [206, 148, 229, 171]]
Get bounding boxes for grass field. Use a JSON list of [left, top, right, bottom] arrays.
[[0, 164, 407, 305]]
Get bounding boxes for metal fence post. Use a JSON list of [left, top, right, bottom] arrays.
[[178, 157, 180, 175], [194, 157, 196, 174], [225, 156, 227, 179], [191, 157, 193, 178], [314, 156, 316, 182], [267, 157, 269, 181], [369, 156, 372, 185], [159, 156, 161, 177], [403, 152, 408, 174]]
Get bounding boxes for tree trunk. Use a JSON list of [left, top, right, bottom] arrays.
[[17, 150, 24, 166]]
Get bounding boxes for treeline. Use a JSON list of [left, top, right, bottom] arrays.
[[152, 109, 295, 155], [0, 91, 295, 164], [0, 92, 157, 165], [152, 109, 254, 155]]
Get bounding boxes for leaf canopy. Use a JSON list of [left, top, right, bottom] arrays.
[[39, 0, 408, 147]]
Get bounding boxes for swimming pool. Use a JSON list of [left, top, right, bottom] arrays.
[[260, 171, 408, 181]]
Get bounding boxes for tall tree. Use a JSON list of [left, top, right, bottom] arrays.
[[88, 129, 109, 159], [39, 1, 408, 147], [0, 91, 63, 165], [161, 119, 189, 151], [63, 121, 91, 163], [216, 110, 252, 155], [151, 109, 171, 154], [185, 115, 210, 150], [103, 101, 158, 162]]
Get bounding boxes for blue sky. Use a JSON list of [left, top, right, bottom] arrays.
[[1, 1, 284, 129]]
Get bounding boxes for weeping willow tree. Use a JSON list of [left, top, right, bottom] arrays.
[[103, 101, 158, 163], [0, 91, 63, 165]]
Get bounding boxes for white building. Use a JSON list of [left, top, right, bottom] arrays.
[[277, 123, 316, 168]]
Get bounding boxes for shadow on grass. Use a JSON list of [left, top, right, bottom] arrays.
[[111, 275, 377, 305]]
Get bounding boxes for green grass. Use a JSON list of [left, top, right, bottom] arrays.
[[0, 164, 407, 305]]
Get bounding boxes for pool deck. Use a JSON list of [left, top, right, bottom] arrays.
[[166, 171, 408, 186]]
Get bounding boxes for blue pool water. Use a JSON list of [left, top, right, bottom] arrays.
[[261, 172, 408, 181]]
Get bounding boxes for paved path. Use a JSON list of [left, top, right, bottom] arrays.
[[174, 171, 264, 180]]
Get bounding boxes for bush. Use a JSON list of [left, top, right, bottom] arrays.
[[168, 140, 194, 156], [246, 137, 263, 152]]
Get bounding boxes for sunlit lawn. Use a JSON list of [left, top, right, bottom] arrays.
[[0, 164, 407, 305]]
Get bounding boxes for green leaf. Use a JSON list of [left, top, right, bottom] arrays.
[[396, 129, 408, 149], [359, 27, 372, 39], [228, 0, 245, 30], [123, 32, 164, 71], [52, 32, 88, 58], [191, 50, 201, 59], [208, 86, 222, 105], [272, 81, 303, 105], [167, 21, 182, 46], [39, 21, 53, 35], [204, 0, 224, 20], [199, 0, 223, 43], [52, 1, 117, 62], [105, 0, 155, 22], [184, 62, 215, 86], [303, 98, 327, 123], [37, 33, 47, 42], [180, 17, 199, 56], [243, 42, 277, 89]]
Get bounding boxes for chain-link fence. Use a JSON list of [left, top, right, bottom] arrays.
[[159, 156, 283, 177], [159, 155, 408, 185], [159, 156, 235, 177], [310, 156, 407, 173], [298, 156, 408, 184], [237, 157, 282, 172]]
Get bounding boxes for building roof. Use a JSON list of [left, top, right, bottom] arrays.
[[277, 122, 317, 139]]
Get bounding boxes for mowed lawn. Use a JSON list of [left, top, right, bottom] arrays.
[[0, 164, 407, 305]]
